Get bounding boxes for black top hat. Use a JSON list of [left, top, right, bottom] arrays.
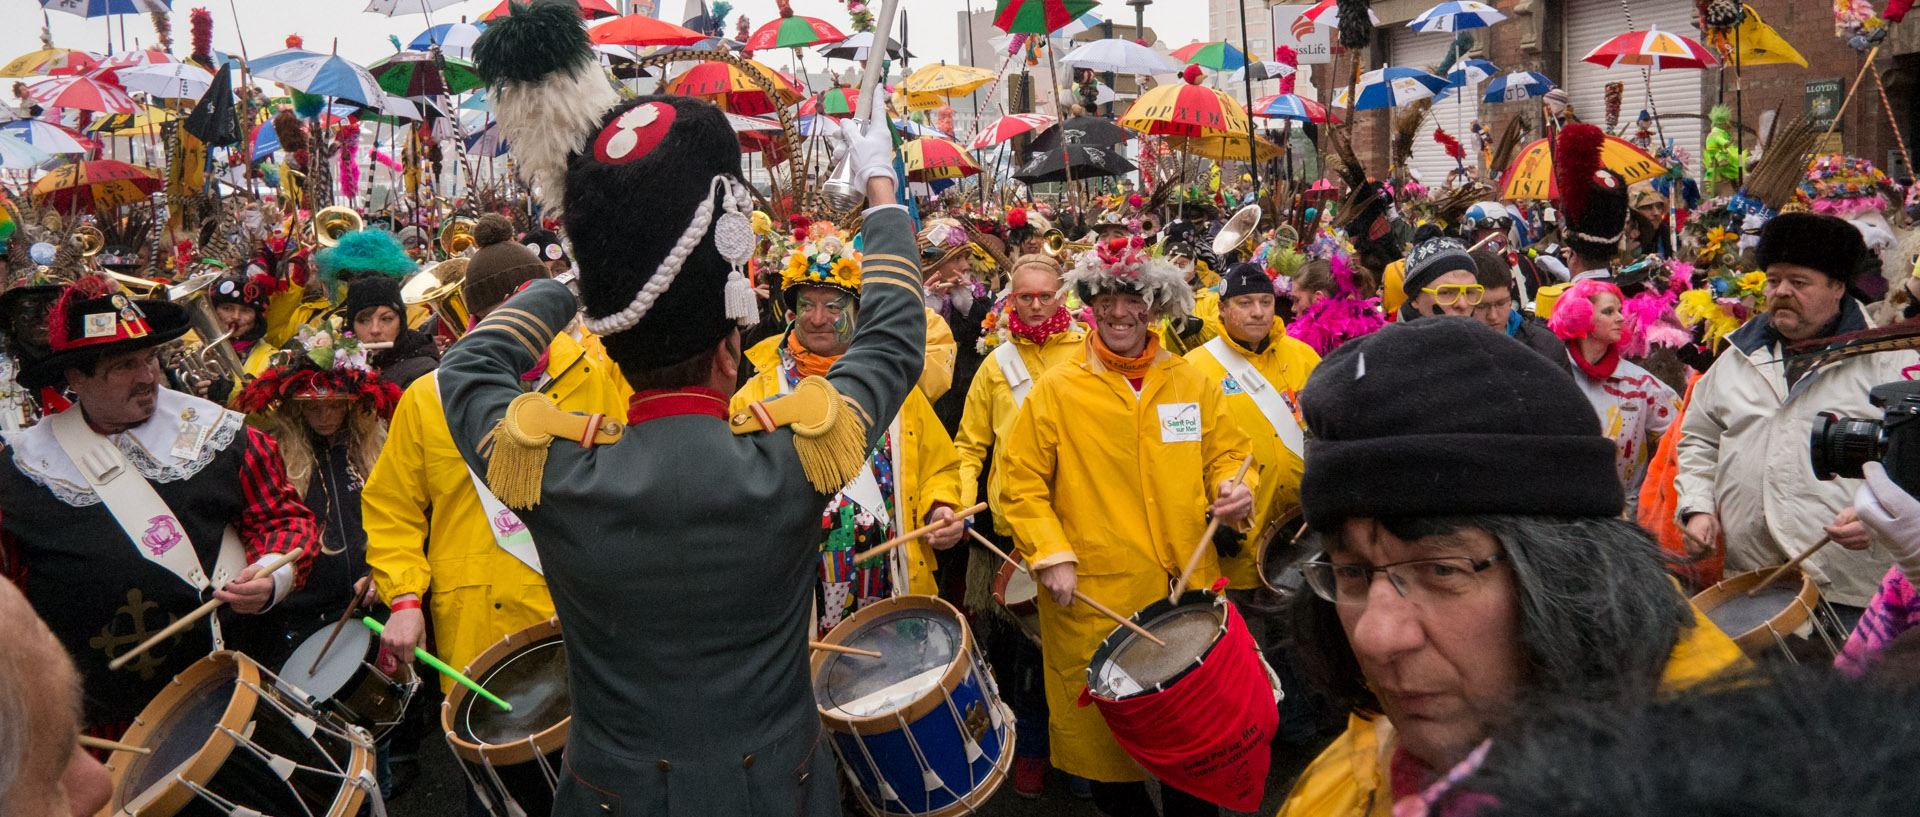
[[19, 279, 190, 390]]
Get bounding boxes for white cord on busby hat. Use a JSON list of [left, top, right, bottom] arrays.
[[582, 174, 759, 336]]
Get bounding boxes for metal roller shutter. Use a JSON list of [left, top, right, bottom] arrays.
[[1563, 0, 1704, 174], [1388, 27, 1480, 189]]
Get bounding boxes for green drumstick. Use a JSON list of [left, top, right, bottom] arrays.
[[362, 617, 513, 712]]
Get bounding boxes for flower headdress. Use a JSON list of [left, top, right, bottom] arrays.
[[232, 322, 402, 418], [1063, 236, 1193, 320], [778, 221, 862, 305], [1797, 154, 1897, 218], [1675, 264, 1767, 351]]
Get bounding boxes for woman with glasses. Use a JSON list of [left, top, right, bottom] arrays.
[[1548, 278, 1679, 516]]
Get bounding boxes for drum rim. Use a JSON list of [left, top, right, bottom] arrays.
[[278, 622, 378, 699], [990, 557, 1038, 613], [1690, 566, 1820, 653], [1084, 590, 1229, 702], [811, 595, 977, 735], [1255, 506, 1307, 595], [841, 701, 1019, 817], [106, 650, 261, 816], [440, 616, 570, 766]]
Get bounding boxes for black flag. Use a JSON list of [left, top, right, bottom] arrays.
[[185, 64, 241, 148]]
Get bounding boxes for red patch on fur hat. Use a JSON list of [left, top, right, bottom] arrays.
[[592, 102, 678, 166]]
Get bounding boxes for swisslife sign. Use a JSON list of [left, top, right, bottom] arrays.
[[1271, 4, 1335, 65]]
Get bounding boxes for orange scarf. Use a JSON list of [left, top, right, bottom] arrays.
[[1092, 331, 1161, 380], [785, 331, 840, 379]]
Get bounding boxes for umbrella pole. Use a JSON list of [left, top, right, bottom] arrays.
[[1043, 38, 1072, 188], [1235, 0, 1258, 192]]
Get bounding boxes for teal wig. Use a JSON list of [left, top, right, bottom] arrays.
[[315, 229, 416, 290]]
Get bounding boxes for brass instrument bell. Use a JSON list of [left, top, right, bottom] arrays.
[[402, 257, 472, 338], [73, 225, 106, 257], [313, 206, 364, 248], [438, 217, 477, 257]]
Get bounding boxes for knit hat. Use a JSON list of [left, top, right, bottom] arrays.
[[461, 213, 550, 315], [1400, 237, 1477, 297], [19, 277, 191, 390], [1298, 316, 1621, 529], [343, 276, 405, 324], [1220, 262, 1273, 300], [1756, 212, 1866, 284]]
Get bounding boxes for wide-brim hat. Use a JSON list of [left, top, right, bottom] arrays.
[[20, 286, 190, 390]]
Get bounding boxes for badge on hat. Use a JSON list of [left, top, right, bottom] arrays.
[[593, 102, 678, 165]]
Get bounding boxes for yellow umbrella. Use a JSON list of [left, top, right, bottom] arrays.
[[1, 48, 98, 78], [900, 137, 982, 181], [1497, 134, 1664, 200], [1165, 133, 1282, 163], [1119, 79, 1249, 137], [902, 63, 996, 99], [88, 106, 179, 135], [1708, 6, 1807, 68]]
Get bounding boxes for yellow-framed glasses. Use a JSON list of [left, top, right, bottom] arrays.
[[1420, 284, 1485, 306]]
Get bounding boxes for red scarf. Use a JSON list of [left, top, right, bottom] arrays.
[[1571, 342, 1621, 381], [785, 331, 839, 379], [1008, 307, 1071, 345]]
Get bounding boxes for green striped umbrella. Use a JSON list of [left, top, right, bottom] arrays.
[[799, 87, 860, 118], [1170, 41, 1247, 71], [991, 0, 1098, 34], [742, 15, 847, 53], [368, 51, 484, 98]]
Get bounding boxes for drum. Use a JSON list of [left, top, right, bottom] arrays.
[[1256, 506, 1309, 596], [277, 621, 420, 741], [1692, 567, 1844, 660], [990, 557, 1042, 644], [103, 651, 376, 817], [1081, 590, 1281, 811], [812, 595, 1015, 817], [442, 617, 570, 817]]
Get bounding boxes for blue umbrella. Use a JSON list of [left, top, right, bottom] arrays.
[[249, 49, 383, 107], [0, 131, 53, 169], [1446, 59, 1498, 88], [1407, 1, 1508, 32], [460, 89, 490, 111], [409, 21, 486, 58], [1334, 67, 1448, 111], [40, 0, 169, 18], [1481, 71, 1554, 104]]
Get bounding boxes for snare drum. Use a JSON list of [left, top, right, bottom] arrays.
[[813, 595, 1015, 817], [103, 651, 376, 817], [1256, 506, 1308, 596], [990, 557, 1042, 644], [277, 622, 420, 741], [442, 617, 570, 817], [1692, 567, 1845, 660]]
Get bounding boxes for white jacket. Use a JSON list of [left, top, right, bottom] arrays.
[[1674, 299, 1903, 607]]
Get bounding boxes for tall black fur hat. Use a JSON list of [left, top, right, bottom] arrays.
[[1756, 212, 1866, 283]]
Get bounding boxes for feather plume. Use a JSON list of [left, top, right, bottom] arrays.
[[1890, 0, 1914, 22], [1554, 123, 1605, 226], [1434, 127, 1464, 162], [736, 15, 751, 40], [337, 117, 361, 200], [775, 0, 793, 17], [1274, 45, 1297, 95], [151, 11, 172, 53], [1489, 115, 1527, 173], [1327, 121, 1367, 189], [1786, 316, 1920, 374], [190, 8, 213, 64], [371, 149, 403, 173], [1620, 290, 1689, 357], [1337, 0, 1373, 51], [286, 34, 302, 49], [1742, 115, 1817, 211], [473, 0, 619, 217], [273, 108, 307, 155], [1390, 101, 1429, 171]]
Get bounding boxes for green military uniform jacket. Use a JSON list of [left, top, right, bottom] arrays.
[[436, 204, 927, 817]]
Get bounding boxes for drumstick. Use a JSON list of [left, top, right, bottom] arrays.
[[108, 548, 305, 671], [851, 502, 989, 563], [967, 528, 1167, 648], [77, 735, 150, 755], [810, 641, 883, 658], [1170, 457, 1256, 605], [309, 576, 371, 675], [1748, 536, 1834, 596], [360, 617, 512, 712]]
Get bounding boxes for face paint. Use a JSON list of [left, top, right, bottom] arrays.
[[831, 296, 855, 344]]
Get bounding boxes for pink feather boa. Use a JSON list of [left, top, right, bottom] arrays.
[[337, 117, 361, 200], [371, 149, 403, 173], [1286, 254, 1385, 355]]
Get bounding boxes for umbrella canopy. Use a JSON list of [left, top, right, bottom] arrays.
[[1, 48, 99, 78], [1231, 62, 1297, 83], [481, 0, 617, 20], [992, 0, 1099, 34], [1297, 0, 1378, 29], [26, 75, 138, 113], [817, 32, 914, 62], [589, 15, 707, 47], [464, 117, 507, 157], [744, 15, 847, 53], [1708, 6, 1807, 68], [659, 59, 802, 116], [363, 0, 463, 14], [903, 63, 998, 99], [368, 51, 484, 97], [85, 48, 176, 84], [40, 0, 168, 18], [1059, 38, 1181, 76], [1013, 143, 1135, 184], [902, 137, 982, 181], [1481, 71, 1554, 103], [968, 112, 1055, 149], [249, 49, 384, 106], [2, 119, 98, 153], [1498, 134, 1663, 200], [88, 105, 176, 133], [1445, 58, 1498, 88], [1028, 114, 1131, 151], [31, 159, 161, 210], [1407, 1, 1507, 32], [409, 21, 486, 58], [1582, 26, 1719, 70], [1119, 77, 1249, 137], [798, 87, 859, 118], [1250, 93, 1339, 123], [0, 131, 52, 169], [726, 113, 782, 133], [1166, 133, 1282, 163], [1171, 41, 1247, 71], [116, 62, 214, 99], [1334, 66, 1448, 110]]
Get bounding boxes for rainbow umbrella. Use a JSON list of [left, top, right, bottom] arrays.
[[1170, 41, 1247, 71], [480, 0, 617, 20], [30, 159, 161, 211], [1582, 26, 1719, 70], [798, 87, 860, 119], [992, 0, 1099, 34], [1, 48, 99, 78], [589, 14, 706, 47], [902, 137, 982, 181], [368, 51, 484, 97], [1497, 134, 1663, 200], [659, 60, 801, 116], [743, 14, 847, 53], [1250, 93, 1339, 123], [967, 112, 1055, 149], [26, 75, 138, 113], [1118, 73, 1249, 137]]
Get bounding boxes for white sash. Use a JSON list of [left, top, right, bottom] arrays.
[[434, 372, 543, 576], [994, 343, 1036, 407], [1202, 336, 1306, 461]]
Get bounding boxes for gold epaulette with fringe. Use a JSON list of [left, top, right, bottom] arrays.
[[483, 392, 625, 509], [729, 375, 871, 493]]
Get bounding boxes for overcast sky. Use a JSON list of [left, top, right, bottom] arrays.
[[3, 0, 1212, 86]]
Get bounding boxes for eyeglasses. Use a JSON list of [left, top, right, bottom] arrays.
[[1420, 284, 1485, 306], [1470, 296, 1514, 315], [1300, 551, 1507, 606]]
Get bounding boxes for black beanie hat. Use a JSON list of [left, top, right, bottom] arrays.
[[1756, 212, 1866, 284], [1220, 262, 1273, 300], [1401, 237, 1478, 297], [344, 276, 406, 325], [1298, 316, 1623, 529]]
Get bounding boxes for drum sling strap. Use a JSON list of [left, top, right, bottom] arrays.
[[1201, 336, 1306, 461], [993, 343, 1035, 407], [47, 407, 246, 649], [435, 372, 543, 577]]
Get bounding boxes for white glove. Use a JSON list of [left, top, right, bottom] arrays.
[[1854, 461, 1920, 584], [836, 117, 899, 190]]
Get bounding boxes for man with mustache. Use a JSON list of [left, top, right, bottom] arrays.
[[1675, 213, 1906, 622]]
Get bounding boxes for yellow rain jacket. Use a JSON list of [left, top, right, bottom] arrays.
[[1156, 287, 1222, 357], [953, 324, 1088, 535], [732, 354, 961, 596], [998, 342, 1255, 782], [744, 307, 957, 402], [364, 331, 629, 691], [1183, 321, 1320, 589]]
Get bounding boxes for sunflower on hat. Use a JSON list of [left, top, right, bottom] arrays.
[[232, 322, 402, 419], [779, 223, 862, 304]]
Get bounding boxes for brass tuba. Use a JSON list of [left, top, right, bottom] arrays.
[[1211, 204, 1262, 259], [166, 272, 247, 384], [438, 217, 477, 257], [313, 206, 363, 248], [402, 257, 471, 338]]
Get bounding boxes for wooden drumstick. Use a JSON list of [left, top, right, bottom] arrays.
[[309, 576, 371, 675], [108, 548, 305, 671], [1170, 457, 1256, 605], [968, 528, 1167, 648], [810, 641, 883, 658], [1748, 536, 1834, 596], [77, 735, 150, 755], [851, 502, 989, 563]]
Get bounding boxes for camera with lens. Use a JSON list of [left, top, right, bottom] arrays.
[[1811, 379, 1920, 496]]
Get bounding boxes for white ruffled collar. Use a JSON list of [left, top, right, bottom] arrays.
[[2, 388, 245, 508]]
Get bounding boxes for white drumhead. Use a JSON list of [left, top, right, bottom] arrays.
[[279, 624, 371, 701]]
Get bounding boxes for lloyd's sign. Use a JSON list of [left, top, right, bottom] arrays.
[[1270, 4, 1334, 65]]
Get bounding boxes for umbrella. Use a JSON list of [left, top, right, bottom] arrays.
[[1230, 62, 1297, 83], [26, 75, 138, 114], [1170, 42, 1247, 71], [0, 131, 51, 169], [1119, 76, 1250, 137], [409, 21, 486, 58], [1, 119, 97, 153], [87, 105, 175, 134], [1445, 58, 1498, 88], [1333, 67, 1448, 110], [726, 113, 781, 133], [1582, 26, 1719, 70], [968, 112, 1055, 149], [649, 37, 746, 54], [249, 49, 384, 106], [40, 0, 168, 18], [1027, 114, 1130, 151], [817, 32, 914, 62], [115, 62, 214, 99], [798, 87, 859, 119], [903, 63, 997, 99], [31, 159, 161, 210], [1250, 93, 1339, 123], [1497, 134, 1664, 200], [480, 0, 617, 20], [589, 15, 707, 47], [1481, 71, 1554, 103], [992, 0, 1099, 34], [1407, 1, 1508, 32], [465, 117, 507, 157], [743, 15, 847, 53], [1060, 39, 1182, 76], [363, 0, 463, 14], [368, 51, 484, 97], [1166, 133, 1282, 162], [87, 48, 174, 82], [1708, 6, 1807, 68], [659, 59, 801, 116], [1, 49, 99, 78], [1013, 143, 1135, 184], [1297, 0, 1378, 29], [902, 137, 983, 181]]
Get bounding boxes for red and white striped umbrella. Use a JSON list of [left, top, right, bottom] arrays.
[[89, 47, 175, 82], [1296, 0, 1378, 30], [1581, 26, 1719, 70], [26, 75, 138, 114], [967, 112, 1055, 149]]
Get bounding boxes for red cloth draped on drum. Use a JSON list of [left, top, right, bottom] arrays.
[[1078, 601, 1278, 811]]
